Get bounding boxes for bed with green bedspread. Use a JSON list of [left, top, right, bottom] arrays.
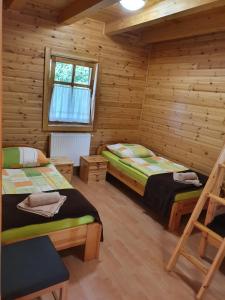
[[102, 150, 203, 202], [2, 163, 72, 194], [2, 163, 95, 243]]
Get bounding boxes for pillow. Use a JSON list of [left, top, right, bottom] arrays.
[[106, 143, 155, 158], [2, 147, 50, 168]]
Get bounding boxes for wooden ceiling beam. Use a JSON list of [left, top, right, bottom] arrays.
[[105, 0, 225, 35], [58, 0, 119, 25], [140, 6, 225, 44]]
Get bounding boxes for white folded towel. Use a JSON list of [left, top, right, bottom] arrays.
[[17, 193, 67, 217], [173, 172, 202, 187], [174, 172, 198, 181], [27, 192, 61, 207]]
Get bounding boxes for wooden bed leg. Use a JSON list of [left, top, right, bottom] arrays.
[[168, 202, 182, 232], [84, 223, 101, 261]]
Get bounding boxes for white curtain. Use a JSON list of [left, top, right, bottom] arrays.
[[49, 84, 91, 123]]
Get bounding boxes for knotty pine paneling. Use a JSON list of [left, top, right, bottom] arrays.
[[140, 32, 225, 174], [3, 7, 147, 154]]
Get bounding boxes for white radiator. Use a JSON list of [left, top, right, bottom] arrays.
[[50, 133, 91, 166]]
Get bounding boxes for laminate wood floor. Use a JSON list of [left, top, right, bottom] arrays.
[[44, 175, 225, 300]]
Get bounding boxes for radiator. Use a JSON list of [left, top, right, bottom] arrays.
[[50, 133, 91, 166]]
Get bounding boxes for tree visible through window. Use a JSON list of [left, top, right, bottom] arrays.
[[55, 62, 73, 82], [43, 48, 98, 132]]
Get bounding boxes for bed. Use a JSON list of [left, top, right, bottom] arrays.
[[2, 147, 102, 261], [97, 144, 207, 232]]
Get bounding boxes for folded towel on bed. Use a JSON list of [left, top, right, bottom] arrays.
[[173, 172, 202, 187], [17, 194, 67, 217], [27, 192, 61, 207], [144, 171, 208, 219], [3, 189, 102, 231], [174, 172, 198, 181]]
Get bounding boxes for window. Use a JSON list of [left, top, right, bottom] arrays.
[[43, 48, 98, 132]]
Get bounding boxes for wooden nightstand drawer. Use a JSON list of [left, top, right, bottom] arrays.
[[50, 156, 73, 183], [89, 162, 107, 171], [88, 172, 106, 183], [80, 155, 108, 183], [56, 165, 73, 182]]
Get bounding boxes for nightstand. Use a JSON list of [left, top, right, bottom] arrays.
[[80, 155, 108, 183], [50, 156, 73, 182]]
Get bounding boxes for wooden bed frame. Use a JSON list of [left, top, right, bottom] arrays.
[[97, 144, 207, 232], [2, 145, 102, 261], [4, 222, 102, 261]]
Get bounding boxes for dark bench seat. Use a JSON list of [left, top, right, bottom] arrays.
[[1, 236, 69, 300]]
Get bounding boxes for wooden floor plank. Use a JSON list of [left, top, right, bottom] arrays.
[[42, 175, 225, 300]]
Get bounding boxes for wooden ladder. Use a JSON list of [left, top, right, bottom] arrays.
[[166, 144, 225, 300]]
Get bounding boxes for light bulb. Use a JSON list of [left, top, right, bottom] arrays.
[[120, 0, 146, 11]]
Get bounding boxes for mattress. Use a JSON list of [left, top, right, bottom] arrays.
[[102, 150, 203, 202], [2, 163, 94, 243]]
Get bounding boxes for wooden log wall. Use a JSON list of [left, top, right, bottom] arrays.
[[4, 3, 225, 175], [3, 5, 147, 154], [140, 32, 225, 174]]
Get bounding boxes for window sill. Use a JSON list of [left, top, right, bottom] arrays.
[[43, 124, 93, 132]]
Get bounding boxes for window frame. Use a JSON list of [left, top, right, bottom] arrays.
[[43, 47, 99, 132]]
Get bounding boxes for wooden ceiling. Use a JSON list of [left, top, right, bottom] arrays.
[[4, 0, 225, 44], [90, 0, 161, 23], [5, 0, 161, 23]]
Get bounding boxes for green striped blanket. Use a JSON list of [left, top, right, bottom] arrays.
[[119, 156, 188, 177]]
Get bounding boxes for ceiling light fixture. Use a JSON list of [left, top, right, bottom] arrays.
[[120, 0, 146, 11]]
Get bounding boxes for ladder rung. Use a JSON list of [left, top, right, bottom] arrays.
[[180, 249, 208, 274], [194, 221, 223, 243], [209, 193, 225, 206]]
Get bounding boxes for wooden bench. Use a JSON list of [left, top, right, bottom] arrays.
[[1, 236, 69, 300]]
